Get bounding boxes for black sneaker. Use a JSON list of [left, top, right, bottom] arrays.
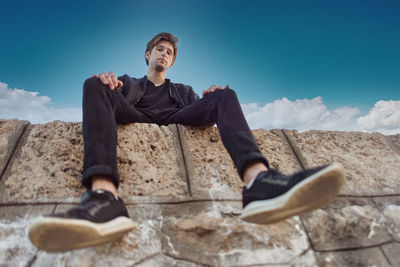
[[241, 164, 344, 224], [29, 189, 136, 252]]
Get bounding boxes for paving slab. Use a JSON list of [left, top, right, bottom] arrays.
[[0, 205, 54, 267], [301, 197, 391, 250], [162, 201, 311, 266], [0, 119, 29, 179], [315, 247, 391, 267], [285, 130, 400, 195], [0, 121, 189, 204], [178, 126, 301, 200], [32, 204, 162, 267]]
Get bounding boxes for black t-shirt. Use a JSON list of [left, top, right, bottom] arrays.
[[135, 80, 179, 111]]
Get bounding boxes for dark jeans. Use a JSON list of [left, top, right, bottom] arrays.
[[82, 77, 269, 189]]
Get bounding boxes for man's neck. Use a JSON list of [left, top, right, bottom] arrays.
[[146, 69, 166, 87]]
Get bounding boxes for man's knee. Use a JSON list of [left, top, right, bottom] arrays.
[[83, 76, 108, 94], [217, 88, 239, 102], [222, 88, 237, 97]]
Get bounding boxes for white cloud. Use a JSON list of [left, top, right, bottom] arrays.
[[356, 100, 400, 135], [0, 82, 82, 124], [242, 97, 400, 135], [242, 97, 361, 132]]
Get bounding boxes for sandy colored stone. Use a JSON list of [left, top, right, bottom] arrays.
[[301, 197, 391, 250], [0, 204, 55, 221], [117, 123, 189, 203], [0, 205, 54, 267], [162, 201, 310, 266], [385, 134, 400, 155], [0, 121, 189, 203], [135, 254, 206, 267], [290, 249, 318, 267], [315, 247, 391, 267], [373, 196, 400, 242], [178, 126, 301, 200], [33, 204, 162, 266], [0, 119, 29, 179], [1, 122, 84, 203], [381, 242, 400, 267], [285, 130, 400, 195]]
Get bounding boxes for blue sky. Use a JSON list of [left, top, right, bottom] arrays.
[[1, 0, 399, 133]]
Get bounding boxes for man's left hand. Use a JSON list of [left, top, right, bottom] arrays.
[[202, 84, 230, 97]]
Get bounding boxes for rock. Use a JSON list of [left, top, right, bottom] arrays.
[[116, 123, 189, 203], [315, 247, 391, 267], [162, 201, 312, 266], [284, 130, 400, 196], [179, 126, 301, 200], [33, 204, 162, 266], [134, 254, 205, 267], [0, 205, 55, 267], [373, 196, 400, 242], [0, 121, 189, 204], [301, 197, 391, 250], [380, 242, 400, 267], [0, 119, 399, 265], [385, 134, 400, 155], [0, 119, 29, 179], [1, 122, 84, 203]]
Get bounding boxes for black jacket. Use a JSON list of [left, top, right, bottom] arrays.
[[118, 75, 200, 108]]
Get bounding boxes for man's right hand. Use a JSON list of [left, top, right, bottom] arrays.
[[92, 71, 123, 90]]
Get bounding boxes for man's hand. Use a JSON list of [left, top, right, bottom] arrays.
[[92, 71, 123, 90], [202, 84, 230, 97]]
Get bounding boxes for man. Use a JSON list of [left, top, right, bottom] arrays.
[[29, 33, 344, 252]]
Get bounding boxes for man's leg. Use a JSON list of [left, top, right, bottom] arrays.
[[28, 77, 149, 252], [166, 88, 345, 224], [82, 77, 150, 192], [166, 88, 269, 181]]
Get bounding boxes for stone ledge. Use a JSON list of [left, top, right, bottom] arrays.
[[284, 130, 400, 196], [1, 119, 400, 266], [161, 201, 313, 266], [0, 121, 190, 204], [301, 197, 392, 251], [315, 247, 391, 267], [179, 126, 301, 201], [0, 119, 29, 179]]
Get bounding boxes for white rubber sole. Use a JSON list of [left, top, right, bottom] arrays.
[[240, 164, 345, 224], [29, 216, 137, 252]]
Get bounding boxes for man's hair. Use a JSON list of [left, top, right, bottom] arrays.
[[145, 32, 178, 65]]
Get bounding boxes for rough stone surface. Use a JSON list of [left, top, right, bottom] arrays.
[[285, 130, 400, 195], [116, 123, 189, 203], [1, 122, 84, 203], [0, 121, 188, 204], [385, 134, 400, 155], [315, 247, 391, 267], [1, 119, 399, 266], [301, 197, 391, 250], [33, 204, 162, 266], [179, 126, 301, 200], [134, 254, 205, 267], [162, 201, 312, 266], [0, 205, 54, 267], [373, 196, 400, 242], [381, 242, 400, 267], [0, 119, 28, 179]]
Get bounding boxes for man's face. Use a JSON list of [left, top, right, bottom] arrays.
[[145, 40, 175, 72]]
